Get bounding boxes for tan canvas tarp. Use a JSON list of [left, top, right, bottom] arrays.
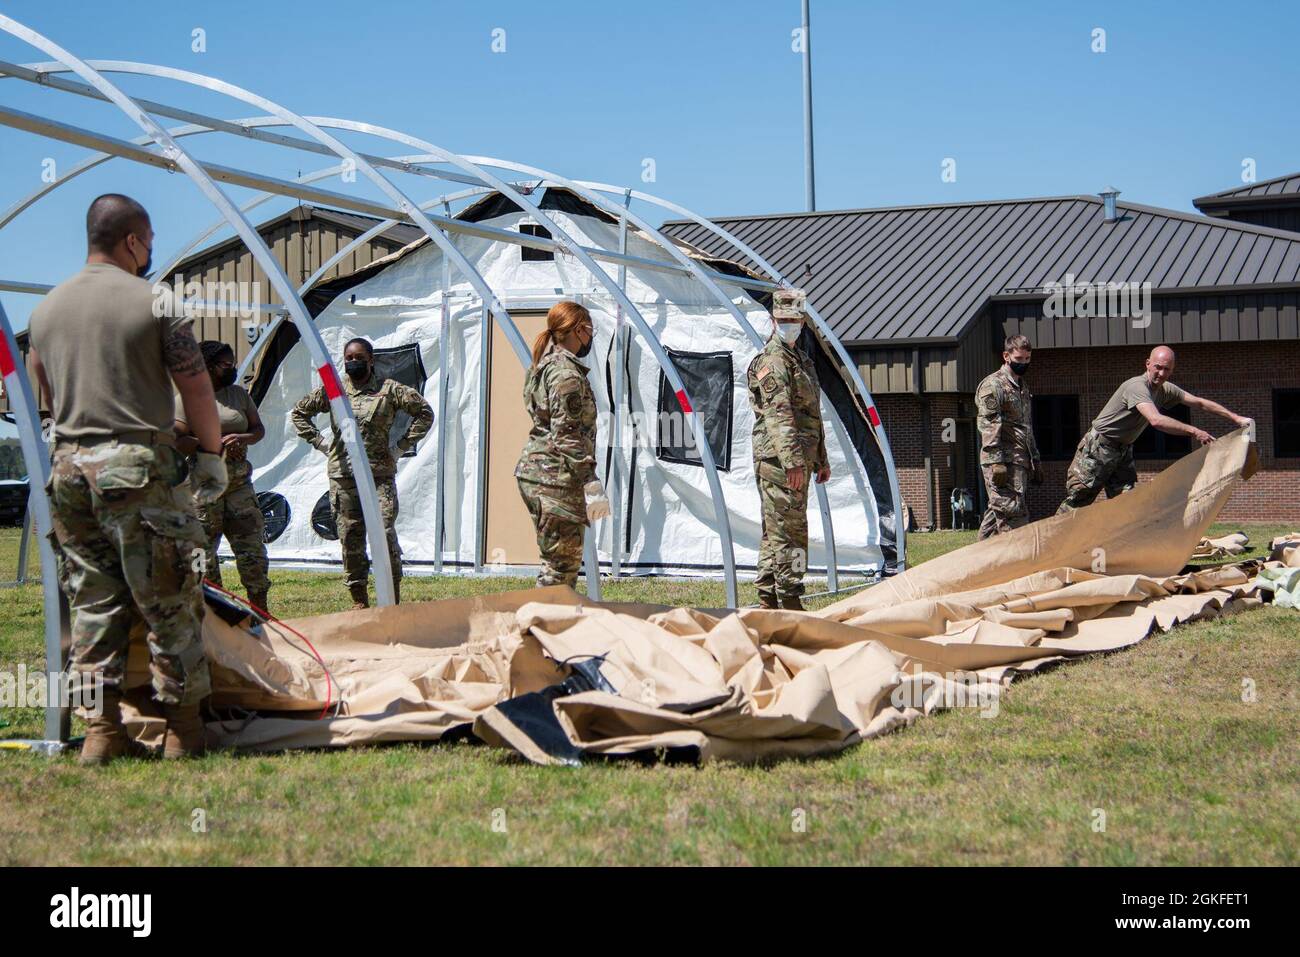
[[120, 428, 1264, 762]]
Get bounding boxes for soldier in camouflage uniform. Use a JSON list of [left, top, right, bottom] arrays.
[[28, 194, 228, 764], [747, 288, 829, 611], [292, 337, 432, 608], [174, 341, 270, 612], [975, 335, 1042, 539], [1057, 345, 1250, 513], [515, 301, 607, 588]]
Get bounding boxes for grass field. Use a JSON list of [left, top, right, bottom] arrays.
[[0, 523, 1296, 865]]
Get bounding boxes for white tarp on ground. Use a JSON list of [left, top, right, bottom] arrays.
[[243, 197, 887, 577]]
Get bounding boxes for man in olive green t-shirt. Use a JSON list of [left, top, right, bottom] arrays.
[[28, 193, 227, 765], [1057, 345, 1250, 513]]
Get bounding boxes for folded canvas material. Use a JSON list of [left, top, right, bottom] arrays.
[[117, 428, 1265, 763]]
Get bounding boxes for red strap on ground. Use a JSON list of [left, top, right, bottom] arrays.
[[318, 362, 343, 400]]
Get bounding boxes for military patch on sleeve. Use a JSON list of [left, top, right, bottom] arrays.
[[565, 393, 584, 417], [761, 375, 779, 397], [980, 389, 999, 413]]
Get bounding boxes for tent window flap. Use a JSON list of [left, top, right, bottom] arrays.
[[655, 349, 733, 471]]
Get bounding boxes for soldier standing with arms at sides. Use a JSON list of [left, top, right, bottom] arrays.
[[292, 337, 432, 609], [974, 335, 1042, 539], [515, 300, 610, 588], [174, 340, 270, 613], [1057, 345, 1251, 513], [747, 288, 829, 611], [28, 194, 228, 765]]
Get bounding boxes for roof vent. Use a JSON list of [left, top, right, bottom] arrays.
[[1099, 186, 1120, 222]]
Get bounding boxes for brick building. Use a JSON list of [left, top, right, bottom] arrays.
[[664, 180, 1300, 527]]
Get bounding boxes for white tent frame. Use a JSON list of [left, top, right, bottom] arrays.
[[0, 16, 906, 749]]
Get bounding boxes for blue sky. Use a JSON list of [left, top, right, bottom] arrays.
[[1, 0, 1297, 337]]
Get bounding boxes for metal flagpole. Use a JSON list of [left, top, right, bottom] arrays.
[[802, 0, 816, 212]]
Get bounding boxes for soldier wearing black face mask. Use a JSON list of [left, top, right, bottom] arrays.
[[973, 334, 1042, 539], [174, 341, 271, 611], [292, 336, 432, 608]]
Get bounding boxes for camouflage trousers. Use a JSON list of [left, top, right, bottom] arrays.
[[978, 463, 1030, 540], [47, 441, 210, 706], [755, 461, 810, 603], [196, 473, 269, 596], [517, 477, 586, 587], [1057, 429, 1137, 513], [330, 476, 401, 596]]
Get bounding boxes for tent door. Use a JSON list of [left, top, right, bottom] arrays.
[[484, 311, 549, 567]]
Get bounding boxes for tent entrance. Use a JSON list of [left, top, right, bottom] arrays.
[[484, 311, 549, 567]]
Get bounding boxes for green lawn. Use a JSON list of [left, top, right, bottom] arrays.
[[0, 523, 1296, 865]]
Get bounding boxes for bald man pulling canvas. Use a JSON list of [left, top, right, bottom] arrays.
[[1057, 345, 1251, 513]]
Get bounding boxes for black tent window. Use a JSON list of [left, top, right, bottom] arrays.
[[520, 223, 553, 262], [372, 343, 428, 457], [656, 349, 733, 471], [311, 491, 338, 541], [256, 492, 291, 543], [1134, 402, 1192, 459], [1274, 389, 1300, 458], [1031, 394, 1081, 461]]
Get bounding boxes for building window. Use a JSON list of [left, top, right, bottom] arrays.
[[1031, 395, 1081, 461], [1274, 389, 1300, 457], [656, 349, 733, 471], [519, 222, 553, 262], [1134, 402, 1192, 459]]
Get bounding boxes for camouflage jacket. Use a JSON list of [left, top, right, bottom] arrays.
[[515, 343, 597, 490], [747, 333, 827, 477], [975, 364, 1040, 468], [292, 373, 433, 480]]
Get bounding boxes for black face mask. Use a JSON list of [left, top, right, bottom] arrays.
[[575, 339, 593, 359], [131, 235, 152, 278], [216, 367, 237, 389], [345, 359, 370, 380], [1009, 360, 1030, 376]]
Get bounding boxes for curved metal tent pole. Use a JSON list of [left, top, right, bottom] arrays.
[[571, 183, 908, 570], [0, 35, 403, 606], [0, 116, 276, 233], [237, 182, 500, 379], [264, 117, 742, 605], [151, 152, 446, 283], [146, 111, 742, 603], [0, 300, 67, 747], [464, 157, 863, 584], [47, 60, 630, 596]]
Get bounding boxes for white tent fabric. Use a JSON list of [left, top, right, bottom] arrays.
[[243, 198, 888, 578]]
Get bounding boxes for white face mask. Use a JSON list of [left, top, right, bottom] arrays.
[[777, 322, 803, 344]]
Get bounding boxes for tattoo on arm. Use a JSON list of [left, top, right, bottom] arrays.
[[164, 324, 206, 376]]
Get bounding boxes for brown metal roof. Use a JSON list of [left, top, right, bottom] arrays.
[[1194, 172, 1300, 206], [167, 204, 424, 273], [661, 195, 1300, 344]]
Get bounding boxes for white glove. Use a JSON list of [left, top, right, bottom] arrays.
[[192, 451, 229, 506], [584, 480, 611, 522]]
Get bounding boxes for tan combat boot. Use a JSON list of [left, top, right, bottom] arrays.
[[79, 688, 128, 766], [757, 592, 780, 610], [349, 582, 370, 610], [779, 594, 806, 612], [161, 701, 208, 760]]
